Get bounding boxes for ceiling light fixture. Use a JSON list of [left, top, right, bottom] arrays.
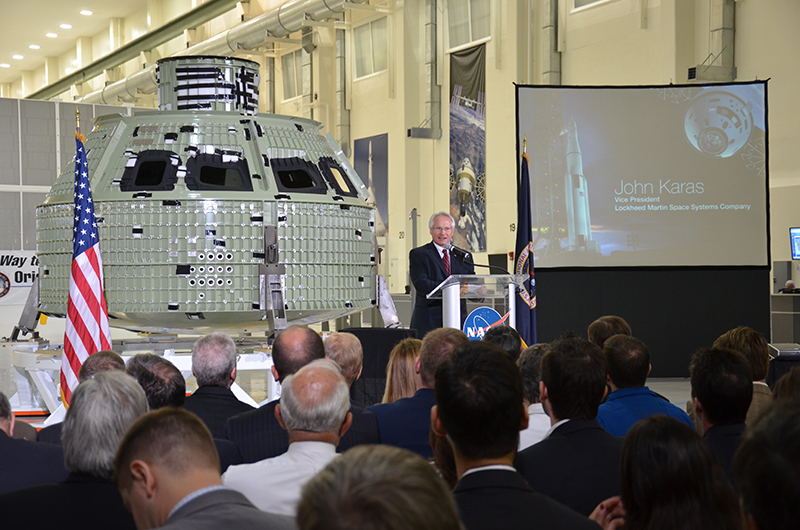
[[46, 33, 58, 38], [0, 64, 10, 68], [12, 55, 23, 60], [60, 24, 72, 29], [29, 44, 41, 50], [80, 10, 92, 16]]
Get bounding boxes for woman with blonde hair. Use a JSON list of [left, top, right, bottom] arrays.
[[381, 338, 422, 403]]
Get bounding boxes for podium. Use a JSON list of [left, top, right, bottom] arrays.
[[427, 274, 526, 330]]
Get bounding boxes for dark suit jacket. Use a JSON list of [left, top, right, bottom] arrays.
[[184, 385, 255, 438], [37, 422, 62, 445], [367, 388, 435, 458], [409, 242, 475, 338], [0, 473, 136, 529], [515, 419, 624, 516], [0, 430, 68, 494], [453, 469, 600, 530], [161, 488, 294, 530], [704, 423, 746, 488], [225, 398, 380, 463]]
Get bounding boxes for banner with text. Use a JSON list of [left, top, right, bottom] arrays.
[[0, 251, 39, 305]]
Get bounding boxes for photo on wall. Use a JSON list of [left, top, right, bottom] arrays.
[[353, 133, 388, 237], [449, 44, 487, 253]]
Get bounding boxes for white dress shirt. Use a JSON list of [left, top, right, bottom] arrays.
[[222, 440, 339, 516], [518, 402, 552, 450]]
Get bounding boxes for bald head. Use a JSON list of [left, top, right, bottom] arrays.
[[279, 359, 351, 436], [79, 350, 126, 382], [272, 326, 325, 382]]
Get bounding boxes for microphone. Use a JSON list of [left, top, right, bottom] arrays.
[[445, 242, 471, 262]]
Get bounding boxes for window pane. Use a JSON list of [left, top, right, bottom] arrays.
[[135, 161, 167, 187], [329, 167, 353, 195], [470, 0, 491, 41], [575, 0, 605, 7], [372, 18, 388, 73], [354, 23, 373, 78], [277, 169, 315, 189], [282, 53, 296, 99], [294, 50, 304, 96], [448, 0, 471, 49]]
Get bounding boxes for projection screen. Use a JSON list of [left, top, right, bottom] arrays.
[[517, 82, 768, 268]]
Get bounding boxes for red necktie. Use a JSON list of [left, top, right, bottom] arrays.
[[443, 249, 451, 276]]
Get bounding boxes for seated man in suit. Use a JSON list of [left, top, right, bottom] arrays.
[[223, 359, 351, 515], [368, 327, 468, 458], [0, 372, 147, 529], [515, 337, 624, 516], [735, 402, 800, 530], [297, 445, 461, 530], [690, 346, 752, 486], [409, 212, 475, 338], [38, 349, 126, 445], [323, 332, 364, 405], [597, 335, 694, 436], [0, 391, 67, 494], [114, 408, 293, 530], [127, 353, 241, 472], [433, 341, 599, 530], [225, 325, 379, 463], [184, 332, 254, 438]]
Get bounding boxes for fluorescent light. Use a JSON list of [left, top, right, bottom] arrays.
[[12, 55, 23, 60], [60, 24, 72, 29], [80, 10, 92, 16], [0, 64, 10, 68], [29, 44, 40, 50], [46, 33, 58, 38]]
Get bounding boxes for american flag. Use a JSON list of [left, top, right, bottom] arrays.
[[60, 134, 111, 405]]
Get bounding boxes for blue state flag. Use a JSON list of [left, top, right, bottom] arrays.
[[514, 152, 537, 346]]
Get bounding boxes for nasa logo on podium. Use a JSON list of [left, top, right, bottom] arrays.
[[464, 306, 505, 341]]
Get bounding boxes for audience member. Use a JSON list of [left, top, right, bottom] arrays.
[[735, 402, 800, 530], [0, 372, 147, 528], [773, 366, 800, 403], [126, 353, 186, 409], [433, 342, 598, 530], [323, 332, 364, 401], [715, 327, 772, 426], [38, 349, 126, 444], [587, 315, 631, 347], [690, 347, 752, 486], [184, 332, 254, 438], [225, 325, 379, 463], [618, 415, 742, 530], [10, 419, 38, 441], [381, 338, 422, 403], [126, 352, 241, 472], [297, 444, 462, 530], [515, 337, 623, 516], [517, 344, 551, 450], [481, 325, 523, 361], [596, 335, 693, 436], [368, 327, 469, 458], [778, 279, 796, 293], [429, 426, 458, 489], [223, 359, 351, 516], [0, 391, 67, 493], [114, 408, 293, 530]]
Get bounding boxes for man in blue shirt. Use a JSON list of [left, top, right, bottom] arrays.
[[597, 335, 694, 436]]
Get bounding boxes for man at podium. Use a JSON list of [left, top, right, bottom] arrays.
[[409, 212, 475, 338]]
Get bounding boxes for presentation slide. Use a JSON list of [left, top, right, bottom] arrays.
[[517, 83, 768, 268]]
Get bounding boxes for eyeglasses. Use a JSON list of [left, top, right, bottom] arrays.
[[432, 226, 453, 232]]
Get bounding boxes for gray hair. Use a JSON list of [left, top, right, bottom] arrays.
[[324, 333, 363, 387], [192, 332, 237, 387], [0, 391, 11, 426], [428, 211, 455, 230], [280, 358, 350, 434], [63, 371, 148, 478]]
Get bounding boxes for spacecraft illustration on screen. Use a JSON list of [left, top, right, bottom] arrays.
[[684, 89, 753, 158], [562, 117, 600, 254], [35, 56, 377, 334]]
